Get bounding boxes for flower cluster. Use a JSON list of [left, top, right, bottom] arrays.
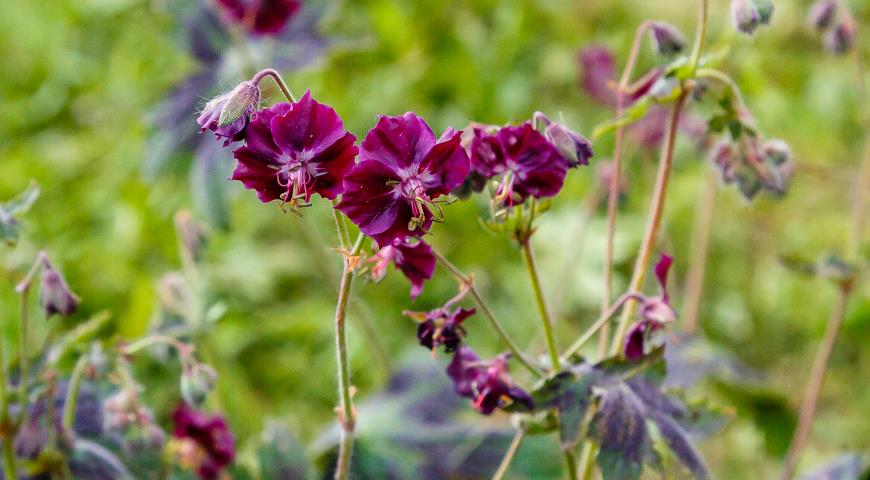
[[709, 137, 793, 200], [624, 254, 677, 360], [807, 0, 856, 54], [171, 403, 236, 480]]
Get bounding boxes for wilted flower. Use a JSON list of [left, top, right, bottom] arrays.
[[808, 0, 838, 30], [407, 306, 475, 353], [171, 403, 235, 480], [534, 112, 594, 168], [731, 0, 761, 34], [446, 347, 533, 415], [196, 81, 260, 146], [338, 113, 469, 245], [624, 254, 676, 360], [231, 90, 357, 207], [215, 0, 301, 36], [824, 17, 856, 54], [39, 258, 80, 317], [649, 22, 687, 56], [368, 237, 436, 299], [710, 138, 794, 199], [468, 123, 569, 205]]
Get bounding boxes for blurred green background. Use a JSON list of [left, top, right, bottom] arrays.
[[2, 0, 868, 478]]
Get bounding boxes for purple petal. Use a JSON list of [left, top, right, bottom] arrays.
[[269, 90, 349, 157], [360, 113, 437, 171], [654, 254, 673, 297], [419, 128, 470, 195], [393, 239, 436, 299]]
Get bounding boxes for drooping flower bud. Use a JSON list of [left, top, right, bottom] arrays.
[[755, 0, 775, 24], [196, 81, 260, 146], [39, 258, 80, 317], [648, 22, 687, 56], [807, 0, 838, 30], [731, 0, 761, 34], [180, 363, 218, 409], [407, 307, 475, 353], [824, 17, 856, 55], [534, 112, 594, 168], [761, 139, 794, 194]]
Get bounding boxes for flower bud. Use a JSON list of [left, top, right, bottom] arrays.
[[39, 260, 80, 317], [534, 113, 594, 168], [710, 141, 739, 184], [648, 22, 687, 56], [196, 81, 260, 146], [180, 363, 217, 408], [731, 0, 761, 34], [755, 0, 775, 24], [824, 17, 856, 55], [807, 0, 837, 30], [218, 81, 260, 128]]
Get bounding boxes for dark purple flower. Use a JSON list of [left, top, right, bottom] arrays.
[[624, 254, 676, 360], [578, 46, 616, 105], [408, 306, 475, 353], [446, 346, 533, 415], [368, 237, 436, 299], [731, 0, 761, 34], [649, 22, 687, 56], [171, 403, 235, 480], [337, 113, 470, 245], [39, 260, 80, 317], [808, 0, 837, 30], [534, 112, 594, 168], [215, 0, 301, 36], [468, 123, 569, 205], [824, 17, 856, 54], [231, 90, 357, 206], [196, 81, 260, 146]]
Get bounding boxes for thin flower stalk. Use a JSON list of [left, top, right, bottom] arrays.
[[62, 355, 90, 433], [682, 171, 717, 333], [520, 237, 561, 370], [492, 430, 525, 480]]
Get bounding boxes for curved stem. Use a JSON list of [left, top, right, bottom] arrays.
[[600, 20, 653, 357], [682, 171, 717, 333], [333, 233, 364, 480], [251, 68, 296, 103], [120, 335, 189, 357], [520, 239, 561, 371], [492, 430, 524, 480], [610, 92, 689, 355], [62, 355, 89, 433], [563, 293, 636, 362], [780, 286, 852, 480], [688, 0, 710, 73], [695, 68, 749, 111], [431, 248, 544, 376]]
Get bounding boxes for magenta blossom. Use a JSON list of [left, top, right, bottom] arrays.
[[468, 123, 569, 205], [446, 347, 533, 415], [368, 238, 436, 299], [171, 403, 235, 480], [231, 91, 357, 207], [337, 113, 470, 245], [407, 306, 475, 353], [215, 0, 301, 36], [624, 254, 676, 360]]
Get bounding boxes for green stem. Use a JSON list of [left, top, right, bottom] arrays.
[[62, 356, 89, 433], [577, 442, 596, 480], [610, 91, 689, 356], [120, 335, 188, 356], [431, 248, 544, 377], [688, 0, 709, 73], [562, 450, 579, 480], [251, 68, 296, 103], [492, 430, 524, 480], [331, 202, 352, 251], [682, 171, 717, 333], [562, 293, 636, 362], [16, 291, 30, 430], [333, 233, 364, 480], [520, 239, 561, 371]]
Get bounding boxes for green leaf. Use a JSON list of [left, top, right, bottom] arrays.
[[0, 181, 40, 245], [592, 98, 652, 139]]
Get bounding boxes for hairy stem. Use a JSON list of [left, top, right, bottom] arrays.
[[62, 355, 89, 433], [682, 171, 717, 333], [780, 285, 852, 480], [610, 92, 689, 355], [492, 430, 524, 480], [520, 238, 561, 371], [251, 68, 296, 103], [431, 248, 544, 376], [333, 233, 364, 480]]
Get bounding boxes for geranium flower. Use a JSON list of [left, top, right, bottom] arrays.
[[171, 403, 235, 480], [337, 113, 470, 245], [533, 112, 594, 168], [231, 90, 357, 207], [406, 306, 475, 353], [215, 0, 301, 37], [446, 347, 533, 415], [196, 81, 260, 146], [624, 254, 677, 360], [468, 123, 569, 205], [368, 237, 436, 299]]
